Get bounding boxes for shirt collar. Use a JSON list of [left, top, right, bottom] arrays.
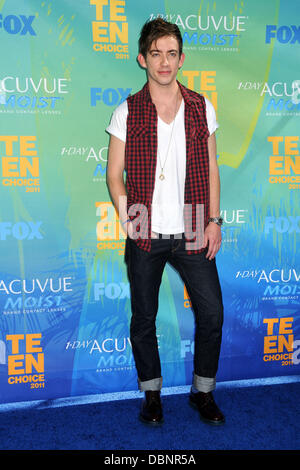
[[141, 80, 196, 107]]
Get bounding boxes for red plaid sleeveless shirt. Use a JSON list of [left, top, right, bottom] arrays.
[[125, 80, 210, 254]]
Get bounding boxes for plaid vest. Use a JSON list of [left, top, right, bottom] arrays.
[[125, 80, 210, 254]]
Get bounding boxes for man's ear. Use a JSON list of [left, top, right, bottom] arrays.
[[137, 53, 147, 69], [179, 52, 185, 69]]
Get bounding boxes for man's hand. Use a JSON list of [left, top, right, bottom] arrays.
[[203, 222, 222, 260], [127, 221, 134, 239]]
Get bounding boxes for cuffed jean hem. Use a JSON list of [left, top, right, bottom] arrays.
[[193, 374, 216, 393], [138, 377, 163, 392]]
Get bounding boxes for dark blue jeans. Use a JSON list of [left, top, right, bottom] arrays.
[[125, 233, 223, 393]]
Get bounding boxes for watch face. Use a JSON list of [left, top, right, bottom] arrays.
[[209, 217, 223, 225]]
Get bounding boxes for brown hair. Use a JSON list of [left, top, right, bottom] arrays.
[[138, 18, 183, 58]]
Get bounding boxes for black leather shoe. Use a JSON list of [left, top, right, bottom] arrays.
[[139, 391, 163, 426], [189, 391, 225, 425]]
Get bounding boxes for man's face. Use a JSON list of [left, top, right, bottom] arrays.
[[138, 35, 185, 87]]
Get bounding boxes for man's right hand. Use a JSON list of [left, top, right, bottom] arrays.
[[126, 221, 134, 239]]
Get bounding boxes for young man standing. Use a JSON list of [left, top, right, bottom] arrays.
[[106, 18, 224, 426]]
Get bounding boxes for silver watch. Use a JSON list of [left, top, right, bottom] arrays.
[[208, 217, 223, 226]]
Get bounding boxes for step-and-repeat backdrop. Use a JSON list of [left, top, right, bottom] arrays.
[[0, 0, 299, 404]]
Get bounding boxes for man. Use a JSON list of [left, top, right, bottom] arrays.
[[106, 18, 224, 426]]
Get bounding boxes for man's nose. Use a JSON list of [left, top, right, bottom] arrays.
[[161, 54, 169, 66]]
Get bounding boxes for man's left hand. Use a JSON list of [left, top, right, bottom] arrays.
[[203, 223, 222, 260]]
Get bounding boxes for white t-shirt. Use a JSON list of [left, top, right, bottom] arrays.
[[106, 96, 218, 234]]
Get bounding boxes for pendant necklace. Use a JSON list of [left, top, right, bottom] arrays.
[[158, 91, 179, 181]]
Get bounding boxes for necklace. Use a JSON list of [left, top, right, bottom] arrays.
[[157, 91, 179, 181]]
